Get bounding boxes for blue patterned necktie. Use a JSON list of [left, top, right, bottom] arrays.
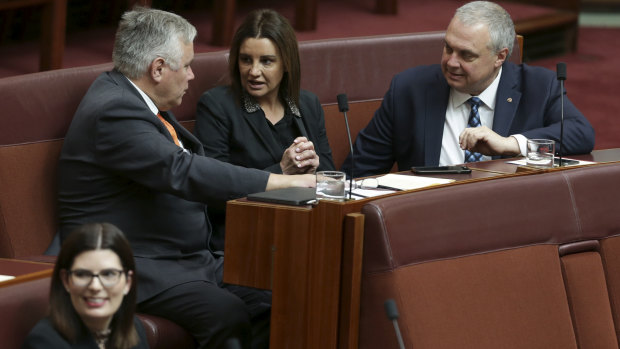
[[464, 97, 482, 162]]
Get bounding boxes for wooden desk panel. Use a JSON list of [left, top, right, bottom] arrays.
[[225, 199, 365, 348], [0, 258, 53, 288]]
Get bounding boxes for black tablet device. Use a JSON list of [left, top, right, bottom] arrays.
[[247, 187, 317, 206], [554, 158, 580, 166], [411, 165, 472, 174]]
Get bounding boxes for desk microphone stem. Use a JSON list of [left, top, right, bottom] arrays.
[[338, 94, 354, 199], [384, 299, 406, 349], [557, 62, 566, 166]]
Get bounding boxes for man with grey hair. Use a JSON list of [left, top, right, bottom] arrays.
[[58, 7, 313, 348], [343, 0, 594, 177]]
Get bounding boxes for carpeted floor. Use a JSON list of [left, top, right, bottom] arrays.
[[534, 25, 620, 150], [1, 0, 618, 150]]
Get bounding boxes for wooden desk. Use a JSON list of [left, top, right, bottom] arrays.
[[223, 151, 620, 348], [223, 163, 516, 349], [0, 258, 53, 288], [572, 148, 620, 163]]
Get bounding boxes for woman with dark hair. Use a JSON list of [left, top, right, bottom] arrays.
[[22, 223, 148, 349], [195, 9, 335, 250]]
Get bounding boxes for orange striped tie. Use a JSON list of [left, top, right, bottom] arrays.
[[157, 113, 181, 146]]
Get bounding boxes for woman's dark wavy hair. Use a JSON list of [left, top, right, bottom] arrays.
[[49, 223, 139, 349], [228, 9, 301, 105]]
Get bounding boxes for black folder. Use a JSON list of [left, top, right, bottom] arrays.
[[247, 187, 317, 206]]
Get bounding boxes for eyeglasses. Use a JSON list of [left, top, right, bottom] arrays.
[[68, 269, 125, 288]]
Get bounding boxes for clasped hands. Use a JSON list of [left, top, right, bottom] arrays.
[[280, 137, 320, 174], [459, 126, 520, 157]]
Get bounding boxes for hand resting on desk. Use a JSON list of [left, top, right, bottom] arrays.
[[459, 126, 521, 157]]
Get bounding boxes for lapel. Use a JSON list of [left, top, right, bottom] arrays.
[[243, 110, 282, 163], [493, 63, 522, 136], [160, 111, 205, 155], [424, 70, 451, 166], [109, 71, 204, 154], [293, 113, 309, 139]]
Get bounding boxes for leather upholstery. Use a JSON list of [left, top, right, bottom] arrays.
[[0, 32, 522, 147], [0, 277, 196, 349], [359, 163, 620, 348], [0, 278, 50, 349]]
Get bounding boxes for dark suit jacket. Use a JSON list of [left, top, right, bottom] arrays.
[[57, 70, 269, 302], [195, 86, 335, 173], [194, 86, 335, 251], [22, 317, 149, 349], [343, 62, 595, 177]]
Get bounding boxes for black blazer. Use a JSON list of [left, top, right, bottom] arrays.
[[57, 70, 270, 302], [195, 86, 335, 173], [22, 317, 149, 349]]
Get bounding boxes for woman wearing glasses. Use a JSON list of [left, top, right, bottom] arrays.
[[22, 223, 148, 349]]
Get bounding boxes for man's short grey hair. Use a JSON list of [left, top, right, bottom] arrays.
[[112, 7, 197, 79], [455, 1, 515, 57]]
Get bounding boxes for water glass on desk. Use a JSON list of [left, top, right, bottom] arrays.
[[526, 139, 555, 168], [316, 171, 346, 201]]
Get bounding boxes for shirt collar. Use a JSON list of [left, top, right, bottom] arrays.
[[451, 66, 502, 110], [241, 91, 301, 118], [124, 75, 159, 116]]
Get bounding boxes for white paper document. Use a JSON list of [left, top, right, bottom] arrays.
[[375, 173, 454, 191], [347, 174, 454, 199], [0, 275, 15, 282], [349, 188, 398, 199], [507, 158, 596, 166]]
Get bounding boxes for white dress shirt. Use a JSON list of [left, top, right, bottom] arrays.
[[439, 67, 526, 165], [125, 76, 187, 150]]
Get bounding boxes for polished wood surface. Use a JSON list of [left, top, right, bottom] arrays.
[[375, 0, 398, 15], [572, 148, 620, 163], [209, 0, 399, 43], [0, 258, 53, 288], [212, 0, 236, 46], [225, 199, 365, 348], [0, 0, 67, 71], [294, 0, 318, 31], [338, 213, 364, 349]]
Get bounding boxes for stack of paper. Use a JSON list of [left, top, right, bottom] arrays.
[[0, 275, 15, 282], [349, 174, 454, 199], [375, 173, 454, 190]]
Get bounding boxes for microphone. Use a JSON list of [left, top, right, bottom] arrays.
[[557, 62, 566, 166], [384, 299, 406, 349], [337, 93, 354, 200]]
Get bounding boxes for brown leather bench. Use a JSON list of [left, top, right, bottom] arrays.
[[0, 31, 522, 261], [0, 277, 195, 349], [359, 163, 620, 348]]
